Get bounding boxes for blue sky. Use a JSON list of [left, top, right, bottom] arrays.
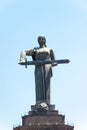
[[0, 0, 87, 130]]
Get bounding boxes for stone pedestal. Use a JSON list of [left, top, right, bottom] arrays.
[[13, 103, 74, 130]]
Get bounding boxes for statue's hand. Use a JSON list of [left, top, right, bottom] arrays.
[[52, 62, 58, 67]]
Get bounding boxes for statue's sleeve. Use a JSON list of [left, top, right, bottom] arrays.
[[50, 49, 55, 60], [25, 49, 34, 56]]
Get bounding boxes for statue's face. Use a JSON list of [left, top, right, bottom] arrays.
[[38, 36, 46, 46]]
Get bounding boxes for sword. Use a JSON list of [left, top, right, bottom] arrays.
[[18, 59, 70, 68]]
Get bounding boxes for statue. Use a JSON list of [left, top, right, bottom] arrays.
[[19, 36, 70, 110], [19, 36, 57, 104]]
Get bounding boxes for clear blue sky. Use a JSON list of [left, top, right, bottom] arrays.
[[0, 0, 87, 130]]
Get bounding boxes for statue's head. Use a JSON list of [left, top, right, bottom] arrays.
[[37, 36, 46, 47]]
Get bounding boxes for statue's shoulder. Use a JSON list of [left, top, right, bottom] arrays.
[[33, 47, 39, 51], [45, 47, 53, 53]]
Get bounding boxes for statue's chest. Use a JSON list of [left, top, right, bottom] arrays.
[[35, 48, 50, 60]]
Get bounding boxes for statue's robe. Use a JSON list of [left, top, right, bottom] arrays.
[[33, 47, 53, 104]]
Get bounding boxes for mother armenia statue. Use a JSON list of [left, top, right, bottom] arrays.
[[19, 36, 57, 104]]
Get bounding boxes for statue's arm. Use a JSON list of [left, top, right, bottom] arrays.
[[25, 49, 34, 56], [50, 49, 57, 67], [50, 49, 55, 60], [19, 49, 34, 62]]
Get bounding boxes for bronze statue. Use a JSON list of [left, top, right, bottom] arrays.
[[19, 36, 70, 108], [19, 36, 57, 104]]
